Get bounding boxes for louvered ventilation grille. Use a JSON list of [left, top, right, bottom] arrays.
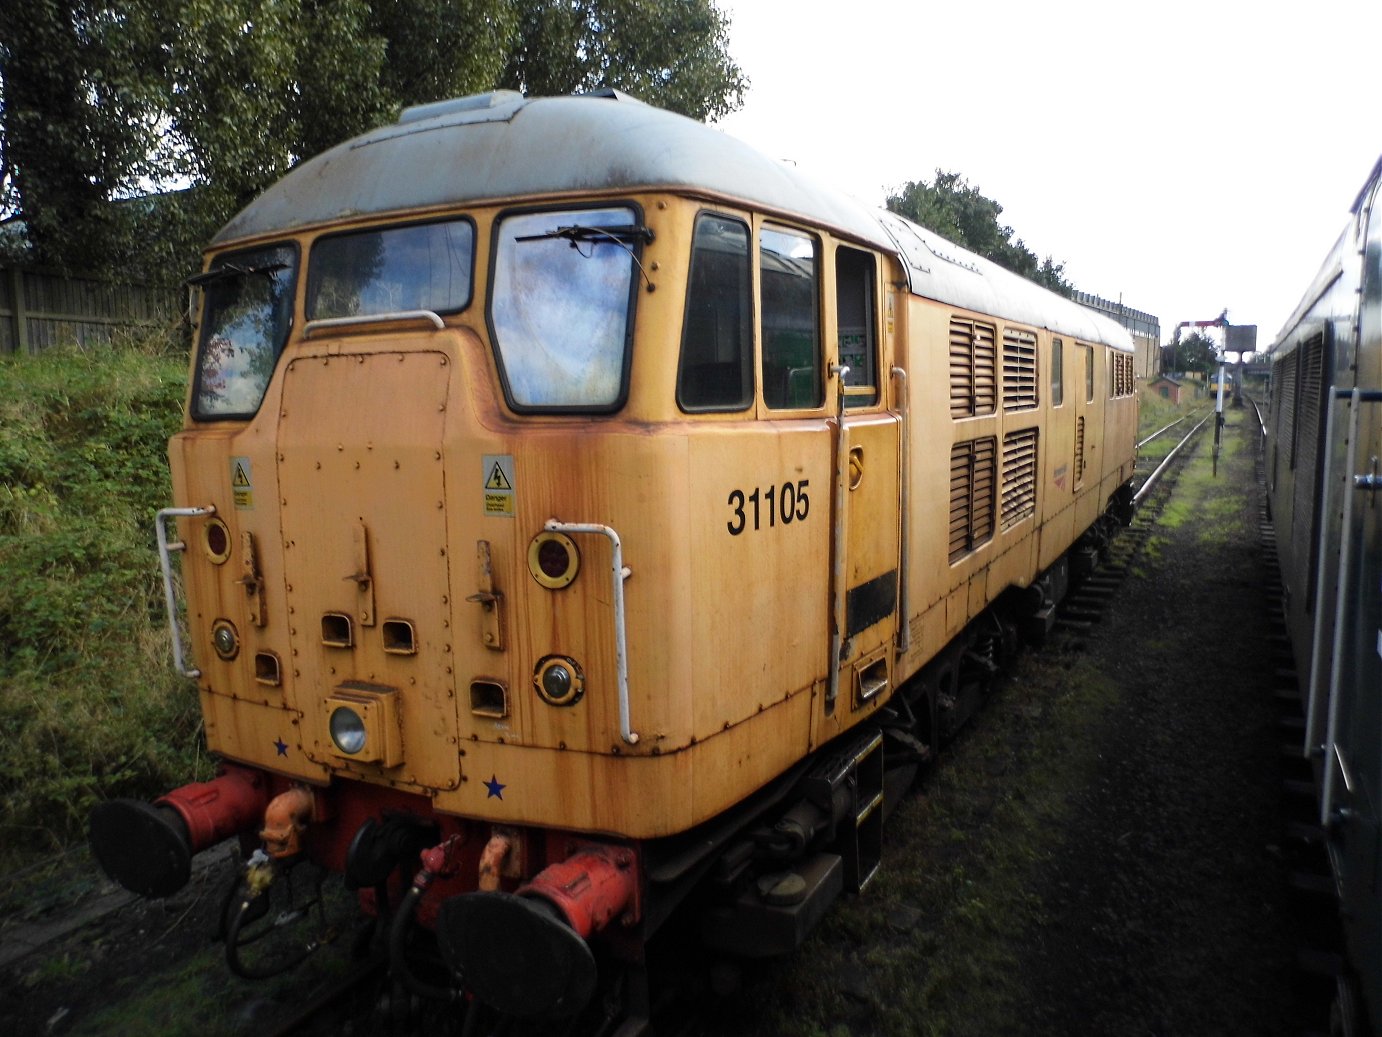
[[1001, 427, 1039, 530], [949, 437, 997, 562], [1002, 328, 1038, 410], [949, 319, 997, 417], [1293, 334, 1323, 469], [1074, 415, 1086, 486], [1291, 333, 1326, 604], [1276, 353, 1297, 459], [1110, 353, 1134, 397]]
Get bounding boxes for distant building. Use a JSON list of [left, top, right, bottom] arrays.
[[1073, 291, 1160, 381], [1147, 375, 1185, 405]]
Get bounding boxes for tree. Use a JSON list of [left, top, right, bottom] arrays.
[[500, 0, 746, 121], [1172, 331, 1219, 376], [885, 171, 1072, 296], [0, 0, 747, 277], [0, 1, 166, 271]]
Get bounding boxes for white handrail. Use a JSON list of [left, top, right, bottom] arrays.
[[156, 505, 216, 678], [544, 519, 638, 745], [1303, 386, 1344, 759], [303, 309, 445, 336]]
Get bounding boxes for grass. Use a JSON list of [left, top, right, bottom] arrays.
[[0, 334, 211, 866], [711, 645, 1123, 1036]]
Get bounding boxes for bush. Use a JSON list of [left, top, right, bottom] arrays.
[[0, 336, 211, 861]]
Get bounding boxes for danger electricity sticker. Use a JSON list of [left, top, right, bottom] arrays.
[[231, 456, 254, 510], [482, 454, 515, 517]]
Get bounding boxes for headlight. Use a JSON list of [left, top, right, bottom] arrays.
[[329, 707, 368, 755], [322, 684, 401, 766]]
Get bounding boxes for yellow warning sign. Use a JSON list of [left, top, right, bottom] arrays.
[[231, 457, 254, 510], [482, 454, 514, 517], [485, 462, 513, 491]]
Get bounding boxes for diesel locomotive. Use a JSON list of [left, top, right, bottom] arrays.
[[89, 91, 1138, 1027], [1265, 155, 1382, 1036]]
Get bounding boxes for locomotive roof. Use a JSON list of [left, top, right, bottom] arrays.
[[214, 91, 1133, 351]]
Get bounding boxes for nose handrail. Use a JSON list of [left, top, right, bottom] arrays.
[[156, 505, 216, 678], [543, 519, 638, 746]]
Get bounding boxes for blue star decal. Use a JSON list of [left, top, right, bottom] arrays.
[[274, 737, 289, 757], [483, 774, 506, 799]]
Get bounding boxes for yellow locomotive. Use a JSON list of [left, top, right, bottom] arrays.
[[90, 91, 1137, 1025]]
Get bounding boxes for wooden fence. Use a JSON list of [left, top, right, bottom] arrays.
[[0, 265, 179, 354]]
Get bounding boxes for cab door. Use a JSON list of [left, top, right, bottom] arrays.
[[831, 246, 901, 714]]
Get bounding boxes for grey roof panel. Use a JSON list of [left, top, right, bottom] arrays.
[[214, 93, 890, 250], [214, 93, 1133, 352]]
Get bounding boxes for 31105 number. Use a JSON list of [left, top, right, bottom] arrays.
[[727, 479, 810, 535]]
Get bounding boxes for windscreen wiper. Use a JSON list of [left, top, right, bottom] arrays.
[[514, 224, 654, 246], [185, 262, 289, 288]]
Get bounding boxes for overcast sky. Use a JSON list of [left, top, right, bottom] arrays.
[[713, 0, 1380, 353]]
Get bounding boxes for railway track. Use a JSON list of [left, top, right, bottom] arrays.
[[1052, 406, 1210, 636], [5, 406, 1257, 1037]]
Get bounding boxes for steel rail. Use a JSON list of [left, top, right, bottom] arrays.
[[1132, 412, 1213, 506], [1137, 407, 1211, 449]]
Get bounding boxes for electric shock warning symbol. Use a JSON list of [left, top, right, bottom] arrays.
[[482, 454, 515, 517], [231, 457, 254, 510], [485, 462, 512, 491]]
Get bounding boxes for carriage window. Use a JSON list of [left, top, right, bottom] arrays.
[[491, 207, 639, 411], [308, 219, 473, 319], [760, 226, 822, 409], [191, 243, 297, 420], [837, 246, 878, 407], [1051, 338, 1064, 407], [1084, 344, 1094, 402], [677, 214, 752, 411]]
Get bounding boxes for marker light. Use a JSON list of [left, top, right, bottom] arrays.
[[329, 707, 368, 755], [211, 619, 239, 660], [203, 518, 232, 564], [534, 656, 584, 707], [527, 532, 579, 589]]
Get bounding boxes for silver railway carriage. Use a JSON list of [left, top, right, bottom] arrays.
[[1266, 155, 1382, 1036]]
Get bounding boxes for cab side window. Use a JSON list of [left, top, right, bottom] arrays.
[[836, 246, 878, 407], [1051, 337, 1064, 407], [760, 225, 823, 409], [677, 214, 753, 411]]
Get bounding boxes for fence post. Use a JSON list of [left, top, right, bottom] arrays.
[[7, 265, 27, 354]]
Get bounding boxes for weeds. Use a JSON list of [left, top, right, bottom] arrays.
[[0, 338, 209, 865]]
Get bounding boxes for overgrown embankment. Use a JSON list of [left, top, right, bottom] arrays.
[[0, 340, 208, 863]]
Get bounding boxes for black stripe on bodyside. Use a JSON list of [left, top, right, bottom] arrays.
[[846, 569, 898, 639]]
